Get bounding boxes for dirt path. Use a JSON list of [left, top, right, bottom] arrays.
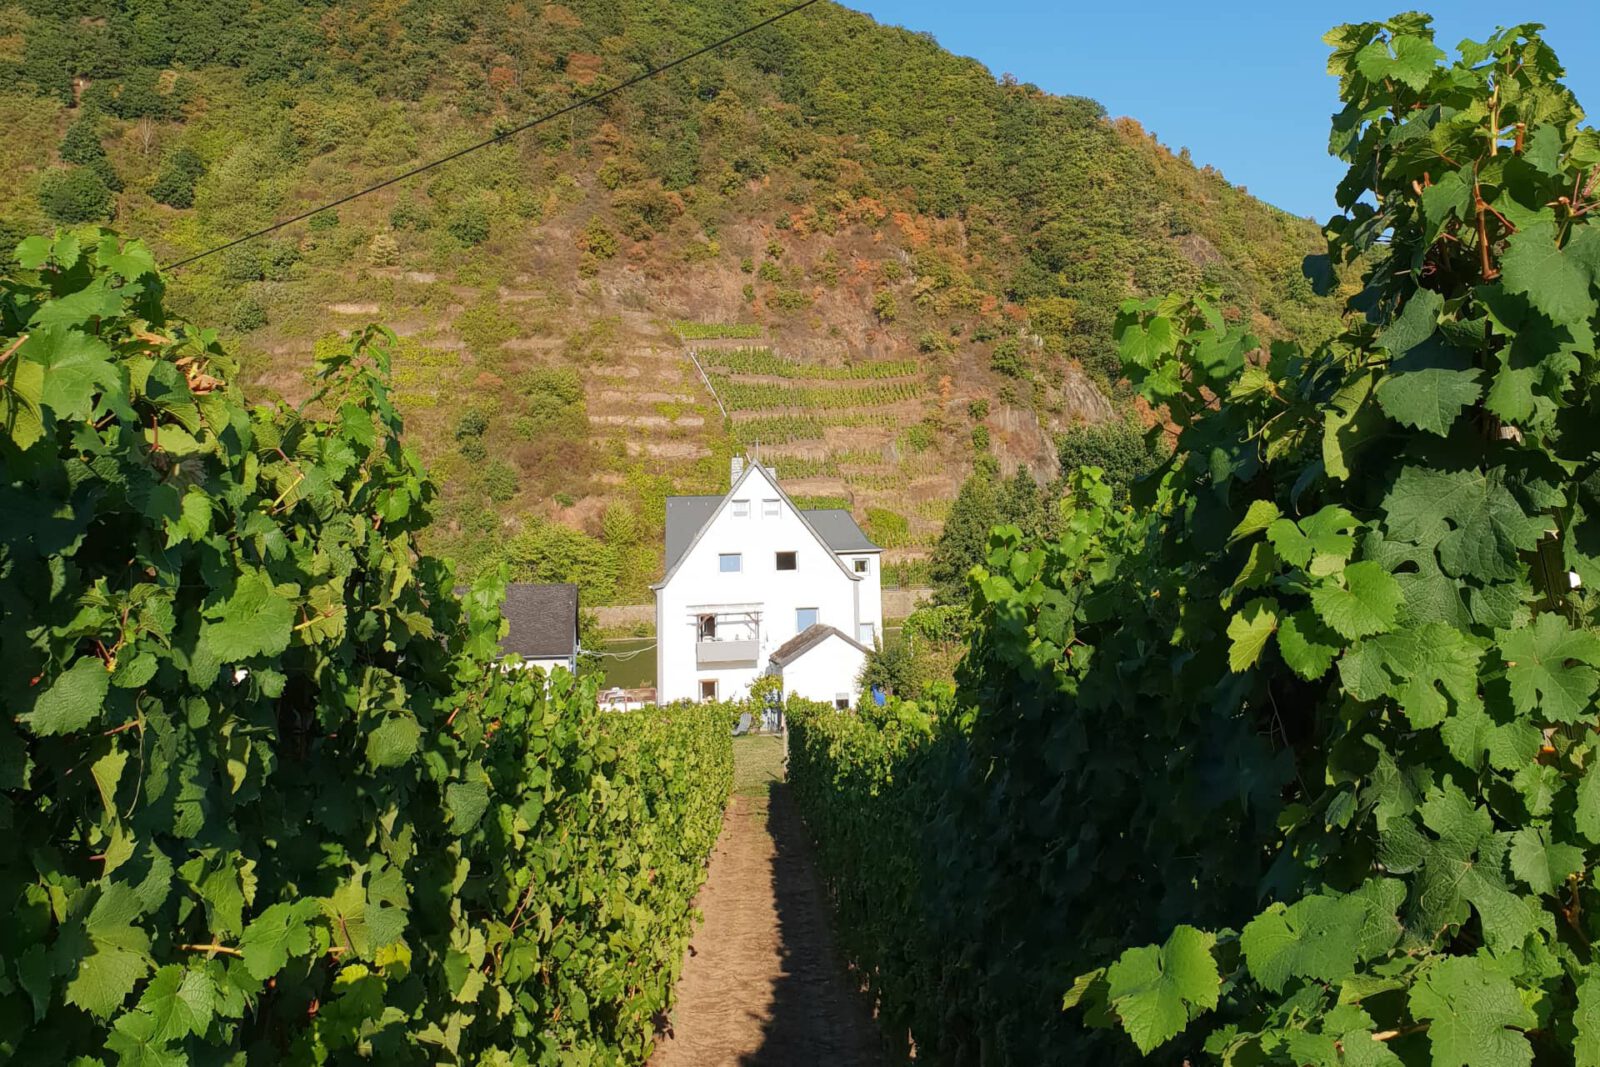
[[651, 736, 883, 1067]]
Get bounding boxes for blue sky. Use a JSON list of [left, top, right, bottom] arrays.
[[842, 2, 1599, 220]]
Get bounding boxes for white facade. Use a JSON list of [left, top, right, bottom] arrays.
[[653, 460, 883, 704], [769, 631, 870, 708]]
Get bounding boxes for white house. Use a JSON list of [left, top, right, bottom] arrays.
[[652, 457, 883, 704], [767, 625, 872, 709]]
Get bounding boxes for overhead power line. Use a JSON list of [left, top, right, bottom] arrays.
[[162, 0, 824, 271]]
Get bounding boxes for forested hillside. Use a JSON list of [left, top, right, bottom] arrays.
[[0, 0, 1342, 599]]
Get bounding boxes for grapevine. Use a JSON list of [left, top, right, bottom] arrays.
[[790, 15, 1600, 1066], [0, 230, 733, 1065]]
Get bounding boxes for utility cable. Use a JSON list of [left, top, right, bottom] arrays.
[[162, 0, 823, 271]]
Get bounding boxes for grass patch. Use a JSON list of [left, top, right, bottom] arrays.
[[733, 735, 786, 798]]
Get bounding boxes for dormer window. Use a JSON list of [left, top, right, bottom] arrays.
[[776, 551, 797, 571], [732, 499, 750, 518], [762, 499, 780, 518]]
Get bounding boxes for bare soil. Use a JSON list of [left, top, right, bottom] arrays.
[[651, 737, 883, 1067]]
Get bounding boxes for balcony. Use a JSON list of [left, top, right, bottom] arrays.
[[696, 638, 759, 668]]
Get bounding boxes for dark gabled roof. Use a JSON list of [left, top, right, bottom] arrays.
[[499, 583, 579, 659], [664, 495, 723, 571], [801, 509, 881, 553], [768, 623, 871, 667], [662, 498, 879, 573]]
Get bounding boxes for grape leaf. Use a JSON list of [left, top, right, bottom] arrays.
[[136, 964, 216, 1043], [63, 883, 152, 1018], [1501, 222, 1597, 325], [1577, 759, 1600, 845], [447, 779, 490, 834], [1408, 956, 1535, 1067], [1231, 499, 1282, 541], [1335, 622, 1483, 728], [1278, 609, 1341, 681], [1578, 972, 1600, 1067], [1311, 561, 1401, 640], [105, 1010, 187, 1067], [1268, 506, 1357, 575], [239, 900, 317, 980], [1227, 598, 1279, 673], [1382, 467, 1544, 582], [200, 571, 295, 660], [1375, 288, 1443, 355], [366, 714, 423, 769], [1105, 925, 1219, 1054], [1497, 613, 1600, 723], [1375, 342, 1481, 436], [22, 657, 111, 737], [1507, 827, 1583, 896]]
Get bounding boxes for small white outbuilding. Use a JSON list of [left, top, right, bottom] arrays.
[[766, 624, 871, 709]]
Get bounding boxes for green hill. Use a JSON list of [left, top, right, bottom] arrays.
[[0, 0, 1343, 601]]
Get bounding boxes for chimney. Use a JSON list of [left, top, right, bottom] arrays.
[[730, 456, 744, 486]]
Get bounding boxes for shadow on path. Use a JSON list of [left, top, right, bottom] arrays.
[[651, 748, 881, 1067]]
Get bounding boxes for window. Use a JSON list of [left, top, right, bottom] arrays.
[[732, 499, 750, 517], [834, 695, 851, 710], [858, 622, 876, 646], [719, 553, 742, 573], [796, 607, 818, 632], [762, 498, 780, 518], [853, 557, 869, 574], [775, 551, 797, 571], [697, 614, 717, 640], [700, 680, 718, 702]]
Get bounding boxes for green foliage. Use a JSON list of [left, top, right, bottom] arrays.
[[454, 408, 489, 441], [789, 16, 1600, 1065], [990, 338, 1026, 378], [228, 296, 266, 332], [0, 230, 733, 1063], [446, 202, 490, 246], [38, 168, 114, 223], [150, 148, 207, 210], [1055, 418, 1162, 498], [481, 459, 519, 502], [700, 347, 918, 380], [873, 289, 899, 322], [863, 506, 910, 549], [521, 367, 586, 437], [501, 520, 621, 606], [671, 321, 762, 341]]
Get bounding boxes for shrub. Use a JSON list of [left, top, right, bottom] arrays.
[[447, 201, 491, 245], [967, 397, 989, 420], [453, 408, 489, 440], [990, 338, 1025, 377], [307, 209, 339, 232], [481, 458, 519, 501], [37, 168, 113, 223], [864, 506, 910, 548], [390, 201, 432, 231], [149, 147, 206, 209], [367, 232, 399, 266], [229, 296, 267, 332], [970, 424, 989, 451], [873, 289, 898, 322], [576, 216, 617, 259], [1055, 419, 1160, 498]]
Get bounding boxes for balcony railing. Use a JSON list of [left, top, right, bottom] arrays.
[[696, 638, 758, 668]]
